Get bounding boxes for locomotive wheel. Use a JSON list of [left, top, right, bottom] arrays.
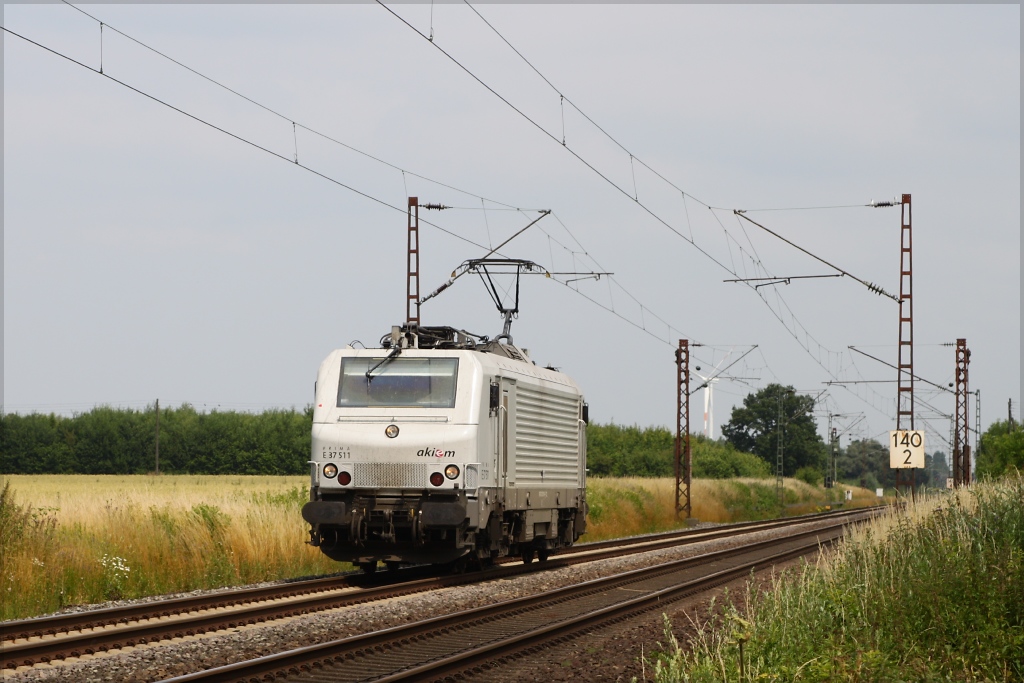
[[521, 547, 535, 564], [385, 561, 401, 571], [537, 548, 550, 562], [358, 562, 378, 575]]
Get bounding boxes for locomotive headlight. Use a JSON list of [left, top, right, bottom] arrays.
[[322, 463, 339, 479], [429, 472, 444, 487], [444, 464, 460, 480], [385, 424, 399, 438]]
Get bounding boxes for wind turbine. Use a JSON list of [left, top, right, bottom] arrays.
[[694, 369, 717, 439], [690, 345, 761, 440], [693, 352, 732, 440]]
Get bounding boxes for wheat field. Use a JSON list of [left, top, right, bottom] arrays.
[[0, 474, 882, 620], [0, 475, 338, 620]]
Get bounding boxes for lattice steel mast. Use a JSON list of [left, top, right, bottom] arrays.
[[407, 197, 420, 326], [895, 194, 916, 496], [953, 339, 971, 486], [675, 340, 692, 519], [776, 391, 785, 508]]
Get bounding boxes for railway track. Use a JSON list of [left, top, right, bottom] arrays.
[[1, 506, 881, 672], [165, 513, 867, 682]]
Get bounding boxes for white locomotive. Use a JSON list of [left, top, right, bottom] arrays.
[[301, 324, 588, 571]]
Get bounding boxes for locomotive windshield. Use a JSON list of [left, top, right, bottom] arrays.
[[337, 357, 459, 408]]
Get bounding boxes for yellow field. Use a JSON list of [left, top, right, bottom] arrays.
[[0, 474, 337, 621], [0, 474, 883, 621]]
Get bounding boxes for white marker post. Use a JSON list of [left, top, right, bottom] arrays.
[[889, 430, 925, 469]]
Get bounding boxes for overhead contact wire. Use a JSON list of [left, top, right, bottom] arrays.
[[61, 0, 748, 363], [15, 11, 763, 396], [59, 0, 528, 214], [442, 1, 865, 392], [0, 24, 493, 254], [420, 2, 903, 415], [11, 16, 704, 362], [376, 0, 741, 283], [42, 7, 797, 398]]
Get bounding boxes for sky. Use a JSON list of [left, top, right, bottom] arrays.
[[3, 3, 1020, 455]]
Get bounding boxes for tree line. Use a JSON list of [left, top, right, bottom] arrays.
[[716, 383, 1021, 487], [2, 397, 1019, 482], [717, 383, 954, 489], [1, 405, 311, 475], [0, 405, 766, 479]]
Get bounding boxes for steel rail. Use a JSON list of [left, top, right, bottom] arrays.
[[564, 504, 874, 554], [1, 506, 882, 669], [160, 513, 869, 682], [0, 573, 365, 642], [401, 532, 842, 683]]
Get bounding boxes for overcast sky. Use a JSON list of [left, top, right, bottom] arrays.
[[3, 3, 1020, 453]]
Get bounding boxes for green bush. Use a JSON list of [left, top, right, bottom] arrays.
[[586, 423, 674, 477], [586, 423, 766, 478], [719, 480, 782, 519], [693, 440, 771, 479], [793, 465, 821, 486], [976, 419, 1024, 479]]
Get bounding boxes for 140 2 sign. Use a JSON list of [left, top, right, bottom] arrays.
[[889, 430, 925, 469]]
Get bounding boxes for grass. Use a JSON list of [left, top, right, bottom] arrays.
[[0, 474, 882, 621], [584, 477, 881, 542], [0, 475, 340, 621], [643, 472, 1024, 682]]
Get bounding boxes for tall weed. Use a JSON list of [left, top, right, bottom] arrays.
[[585, 478, 878, 541], [644, 473, 1024, 682]]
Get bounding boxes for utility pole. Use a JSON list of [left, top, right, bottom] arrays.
[[974, 389, 981, 456], [675, 340, 692, 519], [895, 193, 916, 500], [828, 426, 838, 489], [825, 414, 833, 488], [154, 398, 160, 475], [952, 339, 971, 486], [776, 390, 785, 510], [407, 197, 420, 326], [949, 419, 955, 466]]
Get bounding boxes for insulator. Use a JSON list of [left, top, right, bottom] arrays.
[[869, 199, 900, 208], [419, 203, 450, 211]]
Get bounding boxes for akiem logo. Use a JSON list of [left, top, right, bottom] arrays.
[[416, 447, 456, 458]]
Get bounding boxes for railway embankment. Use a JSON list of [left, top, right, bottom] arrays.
[[642, 473, 1024, 682]]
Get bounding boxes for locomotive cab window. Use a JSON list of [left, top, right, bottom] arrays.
[[337, 358, 459, 408]]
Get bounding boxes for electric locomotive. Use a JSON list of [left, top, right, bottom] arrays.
[[301, 324, 588, 572]]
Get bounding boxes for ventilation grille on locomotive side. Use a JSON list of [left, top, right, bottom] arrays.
[[514, 384, 580, 486]]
